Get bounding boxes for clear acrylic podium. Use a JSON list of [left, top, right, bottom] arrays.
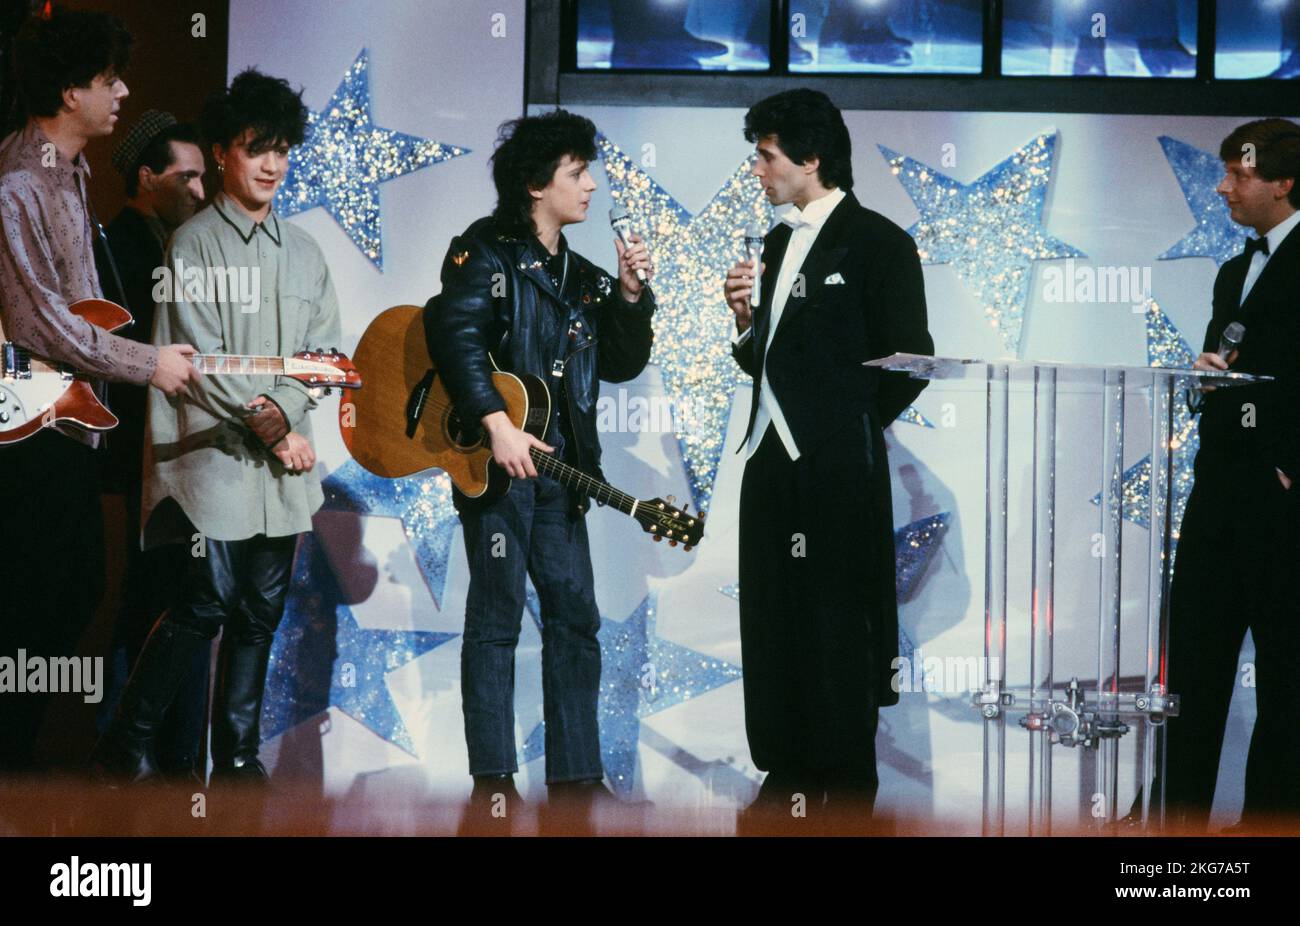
[[867, 354, 1269, 835]]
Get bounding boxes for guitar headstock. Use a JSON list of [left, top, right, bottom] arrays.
[[284, 348, 363, 389], [634, 495, 704, 551]]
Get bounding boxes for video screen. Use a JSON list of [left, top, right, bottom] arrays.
[[1002, 0, 1198, 77], [1216, 0, 1300, 79], [790, 0, 984, 74], [575, 0, 772, 71]]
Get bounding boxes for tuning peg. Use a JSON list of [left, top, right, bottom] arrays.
[[653, 535, 662, 543], [683, 545, 693, 552], [669, 540, 678, 547], [666, 495, 676, 506]]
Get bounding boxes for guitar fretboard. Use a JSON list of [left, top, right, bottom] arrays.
[[193, 354, 287, 375], [529, 448, 638, 516]]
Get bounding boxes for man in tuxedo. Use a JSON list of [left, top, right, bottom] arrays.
[[724, 89, 933, 820], [1161, 118, 1300, 831]]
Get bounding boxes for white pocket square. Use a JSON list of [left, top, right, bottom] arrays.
[[824, 272, 845, 285]]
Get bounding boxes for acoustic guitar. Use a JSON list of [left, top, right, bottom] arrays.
[[0, 298, 360, 445], [341, 304, 704, 550]]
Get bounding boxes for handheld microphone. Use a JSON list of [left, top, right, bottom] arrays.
[[1217, 321, 1245, 362], [609, 205, 646, 282], [1188, 321, 1245, 415], [744, 223, 764, 308]]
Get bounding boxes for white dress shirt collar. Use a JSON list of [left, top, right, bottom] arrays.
[[1262, 208, 1300, 255], [776, 186, 846, 231]]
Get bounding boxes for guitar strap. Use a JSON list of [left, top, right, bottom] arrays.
[[548, 250, 578, 381], [86, 195, 131, 315]]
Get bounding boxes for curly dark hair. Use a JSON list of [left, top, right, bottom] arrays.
[[10, 6, 132, 121], [200, 68, 307, 154], [124, 121, 200, 197], [490, 109, 597, 238], [1220, 118, 1300, 210], [743, 88, 853, 192]]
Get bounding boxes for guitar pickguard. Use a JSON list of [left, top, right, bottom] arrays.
[[0, 370, 70, 433]]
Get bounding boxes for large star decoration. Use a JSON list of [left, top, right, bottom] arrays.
[[1157, 136, 1246, 266], [274, 48, 470, 269], [600, 135, 931, 514], [322, 459, 457, 609], [263, 535, 456, 756], [880, 133, 1085, 357], [598, 135, 770, 516], [1089, 298, 1198, 539], [518, 590, 743, 797]]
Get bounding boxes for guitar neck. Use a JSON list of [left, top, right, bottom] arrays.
[[192, 354, 286, 375], [529, 448, 638, 516]]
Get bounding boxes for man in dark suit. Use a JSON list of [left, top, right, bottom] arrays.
[[94, 111, 207, 780], [1162, 118, 1300, 831], [724, 89, 933, 820]]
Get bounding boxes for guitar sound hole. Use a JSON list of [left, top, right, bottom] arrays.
[[445, 408, 483, 451]]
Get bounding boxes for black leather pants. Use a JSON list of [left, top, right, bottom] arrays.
[[94, 533, 298, 782]]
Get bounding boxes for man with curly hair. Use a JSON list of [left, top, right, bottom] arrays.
[[0, 7, 197, 773], [92, 69, 341, 785], [425, 109, 655, 819]]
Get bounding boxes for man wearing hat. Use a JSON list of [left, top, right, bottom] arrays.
[[94, 108, 207, 781]]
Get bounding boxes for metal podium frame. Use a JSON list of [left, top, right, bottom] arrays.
[[868, 354, 1270, 836]]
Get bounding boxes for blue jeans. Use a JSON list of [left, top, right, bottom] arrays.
[[456, 475, 603, 783]]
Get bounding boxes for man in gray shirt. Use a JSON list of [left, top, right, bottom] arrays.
[[93, 69, 340, 785]]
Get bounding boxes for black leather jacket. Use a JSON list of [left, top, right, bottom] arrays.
[[424, 216, 655, 509]]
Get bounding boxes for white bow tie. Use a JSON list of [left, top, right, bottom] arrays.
[[778, 209, 813, 230]]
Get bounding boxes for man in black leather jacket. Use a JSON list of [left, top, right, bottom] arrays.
[[424, 110, 655, 819]]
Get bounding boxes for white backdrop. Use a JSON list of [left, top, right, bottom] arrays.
[[231, 0, 1265, 829]]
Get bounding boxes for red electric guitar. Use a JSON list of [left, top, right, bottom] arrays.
[[0, 298, 360, 446]]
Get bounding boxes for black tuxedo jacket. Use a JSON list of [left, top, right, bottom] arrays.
[[1197, 220, 1300, 480], [730, 190, 934, 708], [731, 190, 934, 455]]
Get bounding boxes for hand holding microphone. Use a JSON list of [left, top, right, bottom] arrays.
[[724, 224, 765, 333], [1192, 321, 1245, 393], [610, 205, 653, 300]]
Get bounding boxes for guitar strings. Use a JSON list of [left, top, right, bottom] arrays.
[[412, 392, 651, 516]]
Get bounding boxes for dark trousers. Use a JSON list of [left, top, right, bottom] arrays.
[[1163, 454, 1300, 828], [0, 431, 103, 772], [162, 533, 297, 645], [738, 427, 880, 799], [97, 485, 206, 773], [456, 475, 603, 783]]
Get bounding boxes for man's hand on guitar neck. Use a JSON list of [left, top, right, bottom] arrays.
[[150, 344, 199, 396], [482, 410, 554, 479]]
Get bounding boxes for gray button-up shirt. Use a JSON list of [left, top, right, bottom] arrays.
[[0, 121, 159, 446], [143, 192, 342, 546]]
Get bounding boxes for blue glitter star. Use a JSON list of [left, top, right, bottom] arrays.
[[274, 49, 470, 269], [1089, 298, 1198, 538], [895, 406, 936, 429], [263, 534, 456, 755], [519, 591, 743, 797], [880, 133, 1085, 357], [894, 512, 951, 599], [322, 459, 457, 609], [1157, 136, 1246, 266], [598, 134, 771, 516]]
